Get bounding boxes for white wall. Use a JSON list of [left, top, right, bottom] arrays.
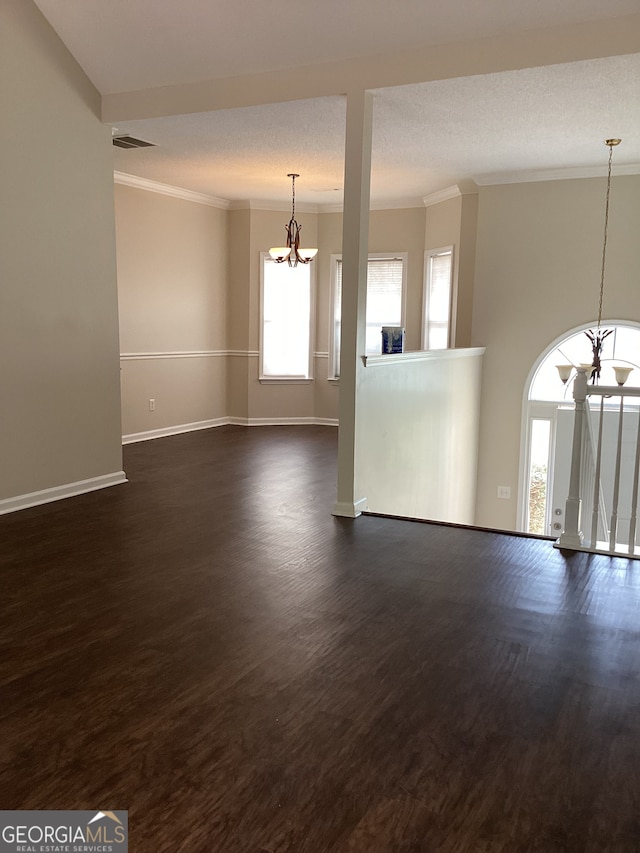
[[0, 0, 123, 509], [356, 349, 484, 523], [472, 176, 640, 530]]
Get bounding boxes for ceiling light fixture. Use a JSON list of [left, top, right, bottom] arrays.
[[269, 173, 318, 267]]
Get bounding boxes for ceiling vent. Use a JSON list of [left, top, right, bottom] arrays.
[[112, 135, 155, 150]]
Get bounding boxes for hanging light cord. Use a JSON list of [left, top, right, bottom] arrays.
[[597, 139, 620, 328]]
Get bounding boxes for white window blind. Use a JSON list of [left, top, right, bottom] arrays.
[[333, 256, 404, 376], [261, 257, 312, 378], [423, 247, 453, 350]]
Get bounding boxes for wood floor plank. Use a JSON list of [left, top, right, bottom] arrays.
[[2, 425, 640, 851]]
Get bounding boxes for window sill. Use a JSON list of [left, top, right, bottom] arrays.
[[259, 377, 313, 385]]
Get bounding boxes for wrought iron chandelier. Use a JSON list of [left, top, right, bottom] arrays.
[[269, 173, 318, 267]]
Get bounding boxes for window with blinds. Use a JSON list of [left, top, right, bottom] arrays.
[[331, 255, 406, 377], [423, 247, 454, 350]]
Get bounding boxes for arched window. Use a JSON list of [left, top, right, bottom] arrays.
[[519, 322, 640, 536], [529, 325, 640, 402]]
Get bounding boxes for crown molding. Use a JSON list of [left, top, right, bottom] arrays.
[[422, 185, 462, 207], [229, 199, 321, 213], [475, 163, 640, 186], [311, 197, 425, 214], [114, 172, 230, 208]]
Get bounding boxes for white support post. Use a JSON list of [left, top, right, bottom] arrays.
[[558, 368, 588, 548], [333, 89, 373, 519]]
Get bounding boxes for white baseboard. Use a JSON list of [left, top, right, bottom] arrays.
[[0, 471, 128, 516], [124, 417, 338, 442], [228, 417, 339, 427], [332, 497, 368, 518], [122, 418, 228, 444]]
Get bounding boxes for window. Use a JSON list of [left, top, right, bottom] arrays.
[[518, 322, 640, 534], [260, 254, 313, 380], [330, 254, 406, 378], [423, 246, 454, 350]]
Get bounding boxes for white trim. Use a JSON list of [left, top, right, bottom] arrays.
[[114, 171, 229, 208], [332, 497, 368, 518], [229, 417, 338, 427], [120, 350, 258, 360], [553, 539, 640, 561], [364, 346, 485, 367], [121, 350, 226, 360], [476, 163, 640, 186], [124, 417, 338, 443], [370, 198, 425, 211], [113, 177, 457, 215], [422, 185, 462, 207], [229, 199, 320, 213], [259, 252, 315, 381], [258, 378, 313, 384], [321, 198, 425, 213], [0, 472, 127, 515], [122, 418, 228, 444]]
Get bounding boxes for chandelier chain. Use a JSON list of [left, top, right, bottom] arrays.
[[288, 173, 298, 221], [597, 141, 616, 329]]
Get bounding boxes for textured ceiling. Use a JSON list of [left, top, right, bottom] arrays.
[[109, 55, 640, 206], [33, 0, 640, 205]]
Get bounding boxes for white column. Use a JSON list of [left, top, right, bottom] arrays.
[[333, 89, 373, 518], [558, 368, 588, 548]]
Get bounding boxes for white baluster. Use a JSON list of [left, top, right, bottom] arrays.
[[628, 410, 640, 556], [590, 398, 605, 549], [609, 395, 625, 552]]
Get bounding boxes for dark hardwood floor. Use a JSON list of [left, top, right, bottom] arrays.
[[2, 425, 640, 852]]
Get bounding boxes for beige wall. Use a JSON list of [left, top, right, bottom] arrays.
[[227, 208, 251, 419], [115, 200, 428, 429], [0, 0, 123, 504], [472, 175, 640, 530], [115, 184, 228, 437]]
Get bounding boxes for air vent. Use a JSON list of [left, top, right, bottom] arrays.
[[112, 135, 155, 150]]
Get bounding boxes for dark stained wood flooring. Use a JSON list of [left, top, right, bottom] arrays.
[[2, 425, 640, 852]]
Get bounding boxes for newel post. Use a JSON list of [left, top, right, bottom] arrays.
[[558, 367, 589, 548]]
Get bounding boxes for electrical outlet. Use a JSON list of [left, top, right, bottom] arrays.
[[149, 398, 155, 412], [497, 486, 511, 500]]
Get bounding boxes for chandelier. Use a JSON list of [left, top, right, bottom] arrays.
[[269, 173, 318, 267]]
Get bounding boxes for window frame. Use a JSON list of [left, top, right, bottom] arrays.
[[259, 251, 315, 383], [328, 252, 408, 380], [422, 245, 455, 351]]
